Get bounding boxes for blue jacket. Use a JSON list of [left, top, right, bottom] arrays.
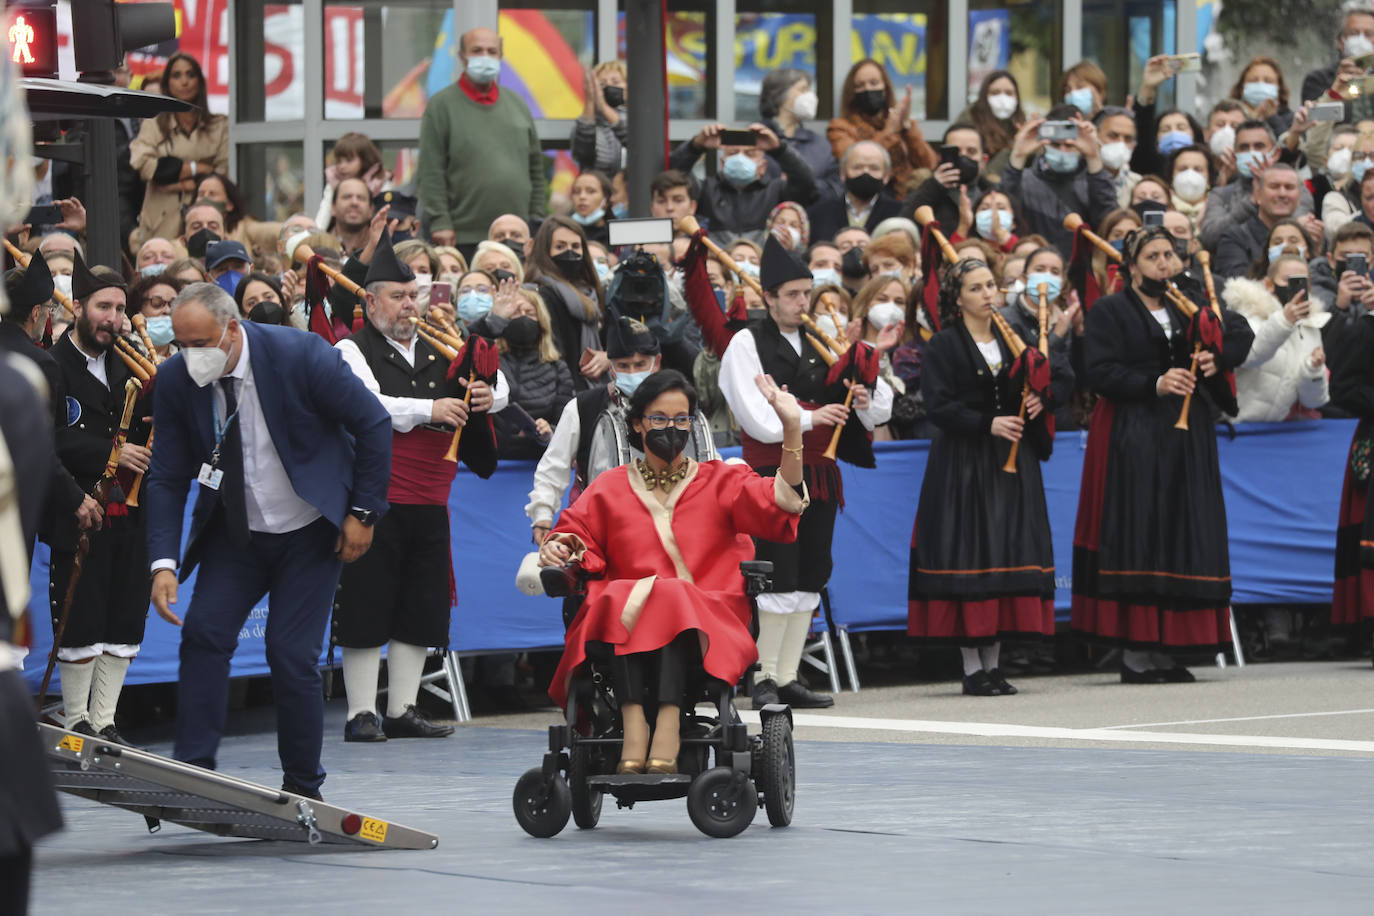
[[145, 321, 392, 580]]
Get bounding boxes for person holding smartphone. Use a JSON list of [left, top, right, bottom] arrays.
[[1314, 221, 1374, 380]]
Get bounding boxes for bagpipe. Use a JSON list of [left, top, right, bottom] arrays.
[[913, 205, 961, 333], [284, 231, 367, 343], [1165, 250, 1227, 430], [988, 284, 1053, 474], [114, 316, 160, 507], [1063, 212, 1123, 309], [407, 316, 502, 466]]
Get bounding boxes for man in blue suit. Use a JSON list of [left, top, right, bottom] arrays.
[[145, 282, 391, 799]]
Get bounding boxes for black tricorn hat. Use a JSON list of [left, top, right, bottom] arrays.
[[363, 230, 416, 286], [4, 249, 54, 311], [71, 250, 127, 300], [605, 315, 660, 359], [760, 234, 811, 292]]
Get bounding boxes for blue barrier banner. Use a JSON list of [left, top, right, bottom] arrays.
[[23, 421, 1355, 688]]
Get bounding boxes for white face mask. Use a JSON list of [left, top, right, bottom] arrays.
[[413, 273, 433, 290], [782, 226, 802, 249], [1345, 33, 1374, 59], [52, 274, 73, 300], [1099, 141, 1132, 172], [1172, 168, 1208, 203], [184, 322, 231, 388], [1005, 279, 1025, 308], [1209, 125, 1236, 157], [791, 90, 818, 121], [1328, 146, 1354, 181], [866, 300, 905, 330], [814, 313, 839, 340], [987, 92, 1018, 120]]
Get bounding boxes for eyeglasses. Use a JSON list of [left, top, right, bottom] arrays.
[[142, 297, 172, 310], [458, 285, 493, 296], [643, 414, 693, 430]]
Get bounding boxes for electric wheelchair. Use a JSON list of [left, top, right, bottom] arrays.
[[512, 560, 796, 839]]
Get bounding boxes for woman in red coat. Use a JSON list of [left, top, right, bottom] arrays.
[[539, 370, 806, 775]]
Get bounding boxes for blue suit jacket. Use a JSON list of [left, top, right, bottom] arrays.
[[145, 321, 392, 580]]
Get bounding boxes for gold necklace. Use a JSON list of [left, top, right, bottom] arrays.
[[636, 458, 688, 492]]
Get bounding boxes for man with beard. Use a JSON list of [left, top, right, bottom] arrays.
[[333, 234, 505, 740], [46, 253, 152, 744], [332, 176, 375, 257]]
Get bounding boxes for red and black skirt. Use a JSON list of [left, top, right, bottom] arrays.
[[1332, 421, 1374, 627]]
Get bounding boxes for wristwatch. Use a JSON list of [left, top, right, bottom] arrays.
[[348, 507, 379, 527]]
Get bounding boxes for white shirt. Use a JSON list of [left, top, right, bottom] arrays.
[[1149, 306, 1173, 336], [719, 326, 894, 443], [526, 397, 583, 526], [976, 339, 1004, 374], [335, 333, 510, 433], [151, 331, 319, 575], [70, 335, 108, 388]]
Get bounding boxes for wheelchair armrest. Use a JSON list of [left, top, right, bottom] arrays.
[[540, 564, 587, 599], [739, 560, 773, 598]]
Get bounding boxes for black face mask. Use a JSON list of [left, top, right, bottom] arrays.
[[1137, 274, 1168, 299], [841, 245, 867, 279], [492, 268, 517, 284], [602, 86, 625, 108], [186, 228, 221, 259], [1132, 200, 1168, 223], [957, 155, 981, 186], [853, 89, 887, 117], [511, 247, 526, 265], [391, 229, 414, 245], [644, 426, 690, 463], [844, 172, 885, 201], [503, 314, 541, 348], [551, 250, 584, 279], [1172, 237, 1191, 261], [248, 300, 285, 325]]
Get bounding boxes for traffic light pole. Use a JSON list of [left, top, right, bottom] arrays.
[[80, 118, 122, 268]]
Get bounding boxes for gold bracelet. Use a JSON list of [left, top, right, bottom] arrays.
[[781, 444, 803, 456]]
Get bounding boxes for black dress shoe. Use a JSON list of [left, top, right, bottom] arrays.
[[1120, 666, 1170, 684], [344, 711, 387, 743], [382, 705, 455, 738], [777, 680, 834, 708], [98, 724, 144, 750], [962, 670, 1001, 696], [751, 678, 780, 709], [69, 719, 98, 737], [281, 781, 323, 801], [1157, 665, 1196, 683], [987, 669, 1018, 695]]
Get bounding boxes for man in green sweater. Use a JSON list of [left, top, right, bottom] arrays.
[[418, 27, 548, 256]]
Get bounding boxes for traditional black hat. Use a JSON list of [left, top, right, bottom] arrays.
[[363, 230, 415, 286], [759, 234, 811, 292], [373, 190, 418, 220], [71, 250, 127, 300], [605, 315, 660, 359], [4, 249, 54, 311]]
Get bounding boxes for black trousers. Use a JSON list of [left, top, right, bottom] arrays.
[[0, 669, 63, 913], [333, 504, 451, 649], [611, 631, 700, 708], [753, 497, 839, 594]]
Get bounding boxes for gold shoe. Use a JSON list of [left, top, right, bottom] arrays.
[[645, 757, 678, 775], [616, 759, 645, 774]]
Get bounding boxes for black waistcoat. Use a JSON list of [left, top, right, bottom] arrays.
[[749, 315, 831, 404], [349, 323, 451, 425]]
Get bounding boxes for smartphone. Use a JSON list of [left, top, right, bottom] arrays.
[[1348, 252, 1369, 276], [429, 281, 451, 307], [1166, 53, 1202, 74], [718, 128, 757, 147], [1351, 75, 1374, 97], [1039, 120, 1078, 141], [1143, 210, 1165, 227], [1288, 276, 1308, 299], [940, 144, 961, 167], [1311, 101, 1345, 121], [23, 204, 61, 226]]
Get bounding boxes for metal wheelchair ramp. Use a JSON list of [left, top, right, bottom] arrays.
[[40, 723, 439, 850]]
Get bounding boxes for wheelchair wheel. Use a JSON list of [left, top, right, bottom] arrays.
[[757, 714, 795, 827], [512, 768, 572, 838], [686, 767, 757, 838], [568, 746, 603, 829]]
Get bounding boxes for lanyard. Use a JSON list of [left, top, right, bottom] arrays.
[[210, 389, 241, 470]]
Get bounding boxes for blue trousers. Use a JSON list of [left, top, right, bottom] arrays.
[[174, 516, 342, 792]]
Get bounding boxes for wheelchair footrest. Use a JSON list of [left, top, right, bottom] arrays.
[[589, 772, 692, 803]]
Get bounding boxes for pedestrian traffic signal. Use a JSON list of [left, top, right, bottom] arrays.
[[5, 3, 58, 78], [70, 0, 176, 80]]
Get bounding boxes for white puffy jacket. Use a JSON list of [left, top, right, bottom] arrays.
[[1221, 277, 1330, 422]]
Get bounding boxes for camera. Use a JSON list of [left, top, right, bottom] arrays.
[[1039, 121, 1078, 142]]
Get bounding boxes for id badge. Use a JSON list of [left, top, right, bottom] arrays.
[[197, 462, 224, 490]]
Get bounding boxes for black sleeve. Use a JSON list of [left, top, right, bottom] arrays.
[[1129, 99, 1162, 177], [1332, 316, 1374, 418], [1085, 298, 1159, 402], [921, 333, 994, 436]]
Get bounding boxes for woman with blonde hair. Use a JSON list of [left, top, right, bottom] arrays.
[[494, 288, 575, 458]]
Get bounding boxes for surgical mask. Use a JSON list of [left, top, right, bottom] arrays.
[[866, 301, 904, 330], [1268, 242, 1304, 262], [1209, 125, 1236, 156], [1043, 147, 1080, 173], [1346, 33, 1374, 59], [594, 259, 612, 286], [1172, 168, 1208, 203], [611, 202, 629, 220], [145, 314, 174, 347], [141, 262, 167, 278], [844, 172, 885, 201], [790, 90, 818, 121], [184, 323, 230, 388], [779, 226, 802, 249], [614, 368, 651, 397], [987, 92, 1018, 120], [53, 275, 73, 300], [1064, 87, 1095, 113], [1109, 239, 1125, 254], [1099, 140, 1132, 172], [571, 207, 605, 226], [465, 54, 501, 85], [721, 152, 758, 187], [812, 267, 842, 288], [975, 209, 1014, 237], [1024, 272, 1063, 302], [1236, 150, 1266, 179], [551, 250, 584, 279], [814, 313, 839, 339], [1242, 81, 1278, 108], [457, 291, 493, 323], [737, 260, 760, 280], [1353, 158, 1373, 184], [712, 288, 728, 312], [1328, 147, 1353, 181], [503, 315, 542, 348], [1157, 130, 1193, 157], [215, 271, 244, 297], [643, 426, 690, 463], [248, 300, 285, 325], [602, 86, 624, 108], [1004, 278, 1025, 308]]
